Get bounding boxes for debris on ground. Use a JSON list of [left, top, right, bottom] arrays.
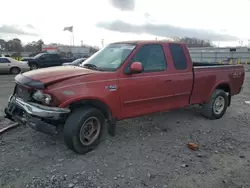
[[187, 142, 199, 151], [0, 117, 19, 134], [245, 101, 250, 105], [181, 164, 189, 168]]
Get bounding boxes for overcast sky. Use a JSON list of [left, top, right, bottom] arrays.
[[1, 0, 250, 47]]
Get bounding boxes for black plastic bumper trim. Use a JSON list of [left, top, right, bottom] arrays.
[[15, 74, 45, 89]]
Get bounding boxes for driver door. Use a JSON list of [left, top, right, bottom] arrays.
[[118, 44, 175, 119]]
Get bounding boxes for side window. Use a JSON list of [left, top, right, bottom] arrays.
[[169, 43, 187, 70], [132, 44, 167, 72], [40, 54, 47, 59], [50, 54, 60, 60], [0, 58, 10, 63]]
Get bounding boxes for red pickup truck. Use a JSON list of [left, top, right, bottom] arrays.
[[5, 41, 245, 154]]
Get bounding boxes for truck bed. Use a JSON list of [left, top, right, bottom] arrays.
[[190, 63, 245, 105], [193, 62, 231, 67]]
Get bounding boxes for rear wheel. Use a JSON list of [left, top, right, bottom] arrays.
[[30, 63, 38, 70], [201, 89, 228, 119], [10, 67, 21, 74], [63, 107, 105, 154]]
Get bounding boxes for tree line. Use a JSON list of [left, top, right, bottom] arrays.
[[0, 38, 100, 57], [0, 37, 213, 57], [174, 37, 213, 48]]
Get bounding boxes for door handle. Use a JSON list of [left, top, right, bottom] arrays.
[[164, 80, 172, 83]]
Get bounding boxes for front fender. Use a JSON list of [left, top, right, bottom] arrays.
[[59, 95, 120, 117], [28, 60, 38, 66], [59, 96, 110, 108]]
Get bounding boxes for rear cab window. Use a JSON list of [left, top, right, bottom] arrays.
[[169, 43, 187, 70], [50, 54, 60, 60]]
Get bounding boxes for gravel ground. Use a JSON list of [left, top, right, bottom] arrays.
[[1, 72, 250, 188]]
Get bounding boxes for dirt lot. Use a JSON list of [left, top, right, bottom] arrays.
[[1, 73, 250, 188]]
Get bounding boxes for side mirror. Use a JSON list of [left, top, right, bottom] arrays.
[[129, 62, 143, 74]]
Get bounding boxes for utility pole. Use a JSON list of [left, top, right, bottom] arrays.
[[101, 39, 104, 48], [239, 40, 243, 47]]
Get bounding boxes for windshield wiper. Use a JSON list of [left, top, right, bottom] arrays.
[[82, 63, 98, 70]]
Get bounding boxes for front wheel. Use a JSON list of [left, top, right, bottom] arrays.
[[30, 63, 38, 70], [10, 67, 21, 74], [201, 89, 228, 120], [63, 107, 105, 154]]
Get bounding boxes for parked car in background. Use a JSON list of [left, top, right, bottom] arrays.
[[0, 57, 30, 74], [0, 54, 10, 57], [63, 58, 87, 66], [21, 57, 35, 62], [26, 53, 74, 70]]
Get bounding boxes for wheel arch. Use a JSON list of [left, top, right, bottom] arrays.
[[9, 66, 21, 73], [212, 82, 231, 106], [28, 61, 38, 68], [66, 98, 113, 121]]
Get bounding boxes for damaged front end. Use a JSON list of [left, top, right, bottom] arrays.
[[5, 74, 70, 135]]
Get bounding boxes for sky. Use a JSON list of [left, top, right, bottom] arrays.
[[0, 0, 250, 47]]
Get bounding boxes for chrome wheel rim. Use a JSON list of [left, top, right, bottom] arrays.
[[213, 96, 225, 115], [79, 117, 101, 146]]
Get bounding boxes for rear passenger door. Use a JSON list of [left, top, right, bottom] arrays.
[[50, 54, 62, 66], [118, 44, 176, 119], [40, 54, 60, 67], [39, 54, 51, 67], [168, 43, 193, 108]]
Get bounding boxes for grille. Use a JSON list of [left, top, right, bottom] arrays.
[[15, 84, 32, 101]]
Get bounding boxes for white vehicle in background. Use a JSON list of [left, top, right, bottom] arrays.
[[0, 57, 30, 74]]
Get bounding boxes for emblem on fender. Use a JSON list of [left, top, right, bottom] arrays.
[[105, 85, 117, 91]]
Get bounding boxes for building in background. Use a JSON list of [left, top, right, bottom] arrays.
[[189, 47, 250, 64], [42, 44, 90, 58]]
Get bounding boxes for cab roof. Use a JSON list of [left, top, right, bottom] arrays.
[[110, 40, 185, 45]]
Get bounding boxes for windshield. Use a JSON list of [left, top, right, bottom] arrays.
[[34, 53, 45, 59], [82, 43, 136, 71]]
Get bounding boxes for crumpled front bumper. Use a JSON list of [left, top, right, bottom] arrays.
[[5, 95, 70, 135]]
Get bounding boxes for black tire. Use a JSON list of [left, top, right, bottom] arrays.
[[30, 63, 38, 70], [4, 108, 14, 121], [201, 89, 228, 120], [10, 67, 21, 74], [63, 107, 105, 154]]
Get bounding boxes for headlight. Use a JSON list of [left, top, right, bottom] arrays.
[[32, 90, 52, 104]]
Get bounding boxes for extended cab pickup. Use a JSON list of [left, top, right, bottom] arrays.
[[26, 53, 73, 70], [5, 41, 245, 154]]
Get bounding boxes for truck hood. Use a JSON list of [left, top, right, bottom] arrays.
[[62, 62, 72, 65], [22, 57, 34, 61], [22, 66, 97, 85]]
